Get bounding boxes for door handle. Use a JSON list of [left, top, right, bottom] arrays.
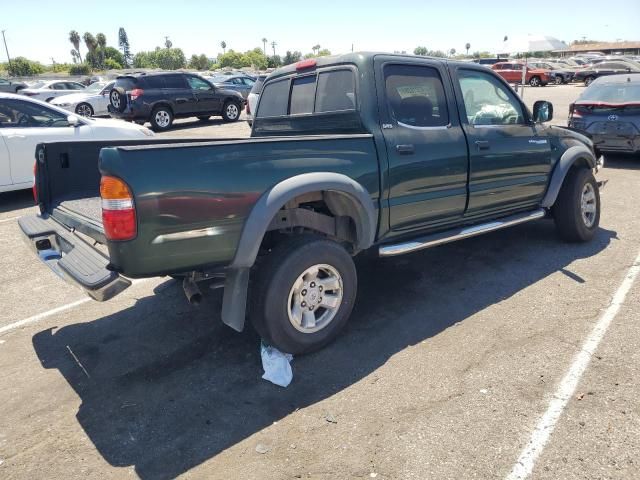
[[475, 140, 490, 150], [395, 144, 415, 155], [176, 97, 188, 104]]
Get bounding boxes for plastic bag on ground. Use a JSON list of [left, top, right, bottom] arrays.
[[260, 341, 293, 387]]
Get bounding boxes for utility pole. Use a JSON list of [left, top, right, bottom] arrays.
[[2, 30, 12, 74]]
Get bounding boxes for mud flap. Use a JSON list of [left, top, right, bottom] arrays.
[[221, 267, 250, 332]]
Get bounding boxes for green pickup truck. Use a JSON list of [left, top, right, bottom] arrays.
[[20, 53, 604, 354]]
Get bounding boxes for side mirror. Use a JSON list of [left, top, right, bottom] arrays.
[[533, 100, 553, 123], [67, 115, 81, 127]]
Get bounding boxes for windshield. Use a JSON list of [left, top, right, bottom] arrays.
[[579, 82, 640, 103], [85, 81, 108, 92]]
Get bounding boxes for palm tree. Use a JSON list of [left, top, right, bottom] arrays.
[[69, 30, 82, 62], [449, 48, 456, 57], [271, 41, 277, 57], [96, 33, 106, 49], [312, 44, 321, 55], [220, 41, 226, 54], [262, 38, 267, 56], [465, 43, 471, 56], [83, 32, 97, 53]]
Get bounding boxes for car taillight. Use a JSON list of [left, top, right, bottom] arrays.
[[32, 163, 38, 204], [100, 176, 137, 241], [129, 88, 144, 101]]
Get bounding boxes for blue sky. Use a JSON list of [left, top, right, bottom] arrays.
[[2, 0, 639, 64]]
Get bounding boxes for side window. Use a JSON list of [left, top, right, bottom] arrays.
[[289, 76, 316, 115], [52, 83, 67, 90], [1, 99, 71, 128], [0, 78, 9, 86], [164, 75, 187, 89], [144, 76, 166, 89], [458, 69, 525, 126], [186, 76, 211, 90], [384, 64, 449, 128], [512, 64, 523, 71], [242, 78, 255, 86], [66, 82, 84, 90], [257, 79, 289, 117], [316, 70, 356, 113]]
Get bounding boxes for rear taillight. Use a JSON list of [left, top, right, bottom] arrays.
[[129, 88, 144, 101], [100, 176, 137, 241], [32, 163, 37, 204]]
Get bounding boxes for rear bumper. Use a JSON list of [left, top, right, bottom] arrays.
[[19, 214, 131, 301], [591, 134, 640, 153], [107, 103, 150, 121]]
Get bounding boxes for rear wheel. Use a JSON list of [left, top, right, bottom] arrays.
[[529, 76, 541, 87], [250, 234, 357, 354], [75, 102, 94, 117], [222, 100, 241, 122], [554, 76, 563, 85], [553, 167, 600, 242], [150, 106, 173, 131]]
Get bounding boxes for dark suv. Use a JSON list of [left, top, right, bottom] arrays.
[[108, 72, 245, 131]]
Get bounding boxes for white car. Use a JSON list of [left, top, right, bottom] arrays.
[[246, 74, 267, 127], [0, 93, 154, 194], [51, 81, 115, 117], [20, 80, 86, 103]]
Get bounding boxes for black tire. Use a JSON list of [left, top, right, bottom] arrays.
[[198, 116, 211, 122], [552, 167, 600, 242], [150, 105, 173, 131], [75, 102, 94, 117], [45, 97, 54, 103], [529, 76, 541, 87], [554, 76, 563, 85], [584, 76, 595, 87], [221, 100, 241, 122], [109, 87, 127, 113], [250, 234, 357, 355]]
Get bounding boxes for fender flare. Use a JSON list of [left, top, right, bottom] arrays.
[[540, 145, 596, 208], [221, 172, 377, 332]]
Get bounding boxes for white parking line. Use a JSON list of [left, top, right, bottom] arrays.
[[0, 278, 153, 336], [506, 248, 640, 480], [0, 216, 19, 224]]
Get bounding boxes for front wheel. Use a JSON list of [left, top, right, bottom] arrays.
[[75, 102, 94, 117], [529, 76, 541, 87], [552, 167, 600, 242], [554, 76, 563, 85], [222, 100, 241, 122], [250, 235, 357, 355], [150, 106, 173, 131]]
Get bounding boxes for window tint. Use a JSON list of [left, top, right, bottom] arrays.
[[65, 82, 85, 90], [580, 82, 640, 102], [114, 77, 138, 90], [144, 76, 166, 89], [458, 69, 524, 125], [164, 75, 186, 89], [257, 79, 289, 117], [52, 83, 67, 90], [289, 76, 316, 115], [242, 77, 255, 86], [384, 64, 449, 127], [186, 76, 211, 90], [0, 99, 71, 128], [316, 70, 356, 113], [0, 78, 9, 85]]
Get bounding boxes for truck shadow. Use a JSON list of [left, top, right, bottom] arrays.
[[32, 220, 615, 479]]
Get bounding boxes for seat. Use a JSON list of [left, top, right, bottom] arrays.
[[396, 96, 435, 127]]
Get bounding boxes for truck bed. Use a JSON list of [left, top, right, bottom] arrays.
[[56, 196, 102, 222]]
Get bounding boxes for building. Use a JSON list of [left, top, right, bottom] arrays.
[[554, 41, 640, 57]]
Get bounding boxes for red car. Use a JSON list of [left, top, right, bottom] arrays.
[[491, 62, 551, 87]]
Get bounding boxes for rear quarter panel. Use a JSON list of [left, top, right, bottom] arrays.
[[99, 135, 380, 276]]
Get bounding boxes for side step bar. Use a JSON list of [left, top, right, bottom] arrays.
[[379, 209, 546, 257]]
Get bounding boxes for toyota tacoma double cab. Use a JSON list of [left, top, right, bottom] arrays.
[[21, 53, 604, 354], [107, 72, 245, 131]]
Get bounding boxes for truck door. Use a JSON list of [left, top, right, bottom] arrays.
[[375, 56, 469, 232], [451, 66, 552, 216]]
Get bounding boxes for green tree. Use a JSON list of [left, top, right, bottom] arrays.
[[188, 54, 211, 70], [317, 49, 331, 57], [104, 58, 122, 70], [282, 50, 302, 65], [312, 44, 321, 55], [118, 28, 132, 67], [8, 57, 45, 76], [449, 48, 456, 57], [414, 46, 428, 56], [244, 48, 268, 70], [267, 55, 282, 68], [103, 47, 125, 67], [218, 50, 247, 69], [69, 30, 82, 62], [155, 47, 186, 69]]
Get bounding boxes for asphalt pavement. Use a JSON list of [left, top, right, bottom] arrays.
[[0, 84, 639, 480]]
